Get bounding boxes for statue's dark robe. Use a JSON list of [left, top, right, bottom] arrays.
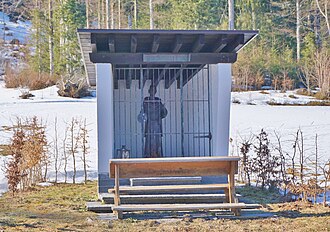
[[142, 96, 167, 158]]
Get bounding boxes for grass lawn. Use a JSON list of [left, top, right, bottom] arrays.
[[0, 181, 330, 231]]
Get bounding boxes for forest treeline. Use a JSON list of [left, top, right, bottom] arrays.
[[2, 0, 330, 97]]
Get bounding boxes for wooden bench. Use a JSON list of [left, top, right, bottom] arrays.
[[109, 156, 256, 219]]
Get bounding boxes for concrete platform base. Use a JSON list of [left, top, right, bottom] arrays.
[[96, 209, 273, 221]]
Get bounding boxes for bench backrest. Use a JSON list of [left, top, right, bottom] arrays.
[[109, 156, 240, 178]]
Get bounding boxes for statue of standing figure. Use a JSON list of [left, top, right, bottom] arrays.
[[138, 85, 168, 158]]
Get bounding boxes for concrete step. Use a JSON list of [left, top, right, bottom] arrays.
[[100, 193, 241, 204], [109, 184, 230, 195], [130, 177, 202, 186], [112, 203, 261, 211], [86, 201, 112, 213]]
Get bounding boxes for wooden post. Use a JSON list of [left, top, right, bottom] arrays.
[[228, 166, 233, 204], [229, 161, 241, 216], [224, 188, 230, 203], [114, 164, 123, 219]]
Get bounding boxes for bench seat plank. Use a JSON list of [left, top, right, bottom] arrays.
[[109, 156, 240, 178], [110, 156, 240, 164], [112, 203, 261, 211], [109, 184, 229, 193], [110, 161, 237, 178]]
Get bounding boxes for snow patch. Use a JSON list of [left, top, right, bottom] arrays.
[[232, 90, 319, 105], [37, 182, 53, 187], [0, 11, 31, 43]]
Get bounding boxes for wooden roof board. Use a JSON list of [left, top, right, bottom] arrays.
[[77, 29, 258, 87]]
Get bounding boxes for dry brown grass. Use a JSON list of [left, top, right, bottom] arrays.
[[267, 101, 330, 106], [0, 144, 11, 156], [0, 182, 330, 232], [4, 67, 58, 90]]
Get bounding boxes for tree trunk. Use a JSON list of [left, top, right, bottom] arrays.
[[36, 0, 41, 74], [49, 0, 54, 76], [149, 0, 154, 29], [228, 0, 235, 30], [134, 0, 137, 28], [82, 119, 88, 184], [251, 1, 256, 30], [106, 0, 109, 29], [98, 0, 101, 28], [101, 0, 105, 28], [63, 130, 68, 183], [86, 0, 89, 28], [118, 0, 121, 28], [54, 117, 59, 183], [324, 185, 327, 206], [296, 0, 301, 61], [71, 119, 76, 184], [315, 134, 318, 204], [315, 0, 330, 36], [111, 0, 114, 29]]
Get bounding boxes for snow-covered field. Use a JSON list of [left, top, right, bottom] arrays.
[[0, 82, 97, 196], [231, 91, 330, 160], [0, 11, 31, 43], [232, 90, 319, 105], [1, 86, 330, 198]]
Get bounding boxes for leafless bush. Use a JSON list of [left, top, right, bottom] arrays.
[[19, 89, 34, 99], [4, 117, 48, 194], [52, 117, 61, 183], [60, 117, 91, 184], [80, 119, 90, 184], [239, 138, 253, 186], [238, 130, 281, 190], [252, 130, 281, 190], [68, 118, 79, 184], [62, 128, 69, 183], [57, 75, 90, 98], [301, 48, 330, 99], [4, 121, 24, 195], [4, 67, 57, 90], [274, 132, 290, 196], [320, 160, 330, 206], [238, 128, 329, 204]]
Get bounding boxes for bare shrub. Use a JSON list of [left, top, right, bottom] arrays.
[[238, 128, 330, 204], [274, 132, 290, 196], [320, 160, 330, 206], [301, 49, 330, 99], [19, 89, 35, 99], [67, 118, 81, 184], [80, 119, 90, 184], [4, 67, 57, 90], [63, 128, 69, 183], [314, 91, 330, 100], [232, 98, 241, 104], [252, 130, 281, 190], [296, 88, 311, 96], [52, 117, 61, 183], [5, 122, 24, 195], [238, 130, 281, 190], [239, 138, 253, 186], [4, 117, 48, 194], [57, 75, 90, 98]]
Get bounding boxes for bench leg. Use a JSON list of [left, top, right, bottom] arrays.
[[114, 210, 123, 219], [224, 188, 230, 203], [114, 164, 122, 219], [234, 208, 241, 216], [114, 164, 121, 205], [228, 161, 241, 216]]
